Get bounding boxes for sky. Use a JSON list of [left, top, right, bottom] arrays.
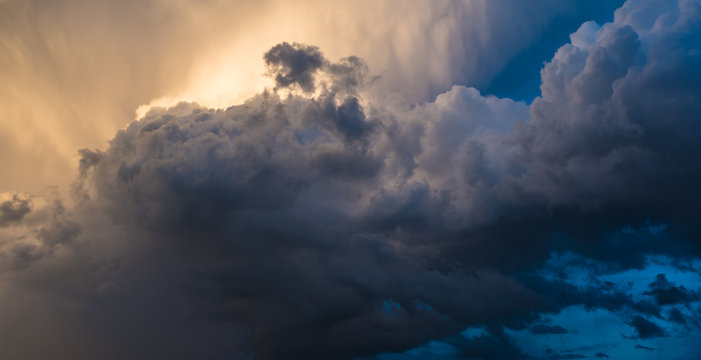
[[1, 0, 701, 359]]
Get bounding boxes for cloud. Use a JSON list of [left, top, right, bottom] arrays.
[[69, 81, 542, 360], [634, 344, 656, 351], [545, 354, 586, 360], [0, 195, 31, 227], [0, 48, 541, 359], [498, 0, 701, 266], [264, 42, 325, 93], [450, 325, 529, 360], [0, 0, 700, 359], [666, 307, 699, 329], [0, 0, 595, 193], [628, 316, 667, 339], [529, 324, 570, 334], [644, 274, 697, 306]]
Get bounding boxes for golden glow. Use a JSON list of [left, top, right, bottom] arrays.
[[1, 0, 518, 193]]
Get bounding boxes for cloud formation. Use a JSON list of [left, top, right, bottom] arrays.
[[1, 0, 700, 359], [0, 0, 618, 192]]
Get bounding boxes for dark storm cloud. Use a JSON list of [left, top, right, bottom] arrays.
[[0, 48, 538, 360], [2, 0, 701, 359], [0, 69, 526, 359]]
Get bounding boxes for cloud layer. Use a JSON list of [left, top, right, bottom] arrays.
[[0, 0, 615, 192], [1, 0, 701, 359]]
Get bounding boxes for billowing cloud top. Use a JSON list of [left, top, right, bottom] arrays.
[[1, 0, 701, 359]]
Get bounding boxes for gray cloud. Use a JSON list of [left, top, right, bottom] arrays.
[[0, 196, 30, 227], [264, 42, 325, 93]]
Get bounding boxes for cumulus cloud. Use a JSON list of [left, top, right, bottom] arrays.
[[1, 0, 701, 359], [502, 0, 701, 263]]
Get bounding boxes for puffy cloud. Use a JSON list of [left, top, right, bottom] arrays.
[[524, 0, 701, 201], [264, 43, 325, 93], [0, 46, 541, 359], [500, 0, 701, 265]]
